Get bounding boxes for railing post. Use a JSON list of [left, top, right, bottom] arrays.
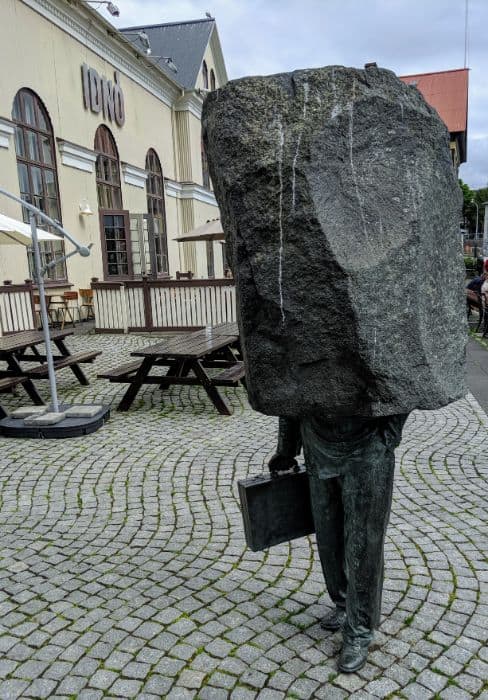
[[142, 274, 153, 331], [25, 279, 35, 328], [120, 283, 128, 334]]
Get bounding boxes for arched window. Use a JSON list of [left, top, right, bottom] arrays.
[[145, 149, 168, 276], [202, 61, 209, 90], [12, 89, 66, 281], [210, 69, 216, 91], [95, 125, 131, 279], [95, 125, 122, 210]]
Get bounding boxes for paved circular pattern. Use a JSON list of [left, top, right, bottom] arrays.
[[0, 333, 486, 700]]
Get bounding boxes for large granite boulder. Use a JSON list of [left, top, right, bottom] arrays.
[[202, 65, 467, 418]]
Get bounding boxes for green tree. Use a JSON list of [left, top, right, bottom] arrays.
[[459, 179, 475, 233], [474, 187, 488, 234], [459, 180, 488, 235]]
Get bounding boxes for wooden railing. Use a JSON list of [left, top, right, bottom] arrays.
[[0, 281, 35, 336], [92, 277, 237, 333]]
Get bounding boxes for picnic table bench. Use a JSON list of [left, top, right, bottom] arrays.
[[98, 323, 245, 415], [0, 329, 100, 406], [0, 376, 29, 418]]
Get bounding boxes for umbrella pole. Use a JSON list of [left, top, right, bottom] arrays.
[[29, 213, 60, 413]]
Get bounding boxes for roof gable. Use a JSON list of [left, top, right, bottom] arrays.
[[120, 18, 214, 90], [399, 68, 468, 133]]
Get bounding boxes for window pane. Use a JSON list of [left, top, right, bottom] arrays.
[[33, 195, 46, 214], [31, 166, 43, 195], [12, 95, 21, 121], [26, 130, 40, 161], [36, 106, 48, 131], [23, 92, 36, 126], [39, 134, 53, 165], [112, 189, 122, 209], [44, 170, 56, 197], [46, 198, 60, 221], [96, 157, 103, 180], [17, 163, 29, 194], [110, 160, 119, 183], [14, 127, 25, 157]]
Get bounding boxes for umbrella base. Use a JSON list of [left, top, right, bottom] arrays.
[[0, 404, 110, 438]]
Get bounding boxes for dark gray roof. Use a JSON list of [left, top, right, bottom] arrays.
[[120, 18, 214, 89]]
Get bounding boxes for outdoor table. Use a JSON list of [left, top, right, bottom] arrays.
[[0, 329, 100, 406], [99, 323, 244, 415]]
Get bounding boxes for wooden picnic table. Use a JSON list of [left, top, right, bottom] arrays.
[[0, 329, 101, 407], [98, 323, 245, 415]]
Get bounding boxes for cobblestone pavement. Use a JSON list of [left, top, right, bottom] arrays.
[[0, 332, 487, 700]]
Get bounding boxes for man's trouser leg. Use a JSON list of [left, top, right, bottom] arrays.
[[341, 445, 395, 640], [308, 444, 396, 640], [308, 473, 347, 611]]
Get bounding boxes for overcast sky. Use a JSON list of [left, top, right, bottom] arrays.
[[111, 0, 487, 189]]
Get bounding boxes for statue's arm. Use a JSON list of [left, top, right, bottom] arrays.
[[268, 417, 302, 473]]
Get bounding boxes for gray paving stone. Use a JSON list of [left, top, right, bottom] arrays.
[[286, 676, 320, 698], [109, 678, 143, 697], [403, 682, 436, 700], [76, 690, 104, 700], [314, 687, 348, 700], [199, 688, 230, 700], [230, 687, 258, 700], [88, 669, 118, 690], [57, 675, 88, 695], [0, 679, 29, 699], [240, 669, 268, 689], [365, 678, 401, 697], [123, 661, 152, 680], [256, 689, 285, 700], [24, 678, 57, 698], [177, 670, 206, 688], [165, 689, 197, 699], [439, 687, 473, 700], [454, 673, 484, 693], [142, 674, 173, 696]]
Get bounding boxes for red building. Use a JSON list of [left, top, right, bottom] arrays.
[[399, 68, 468, 169]]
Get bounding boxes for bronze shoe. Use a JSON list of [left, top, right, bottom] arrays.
[[338, 637, 370, 673], [320, 607, 346, 630]]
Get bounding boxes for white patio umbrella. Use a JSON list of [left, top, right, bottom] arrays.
[[0, 187, 91, 414], [0, 213, 61, 245], [173, 218, 225, 242]]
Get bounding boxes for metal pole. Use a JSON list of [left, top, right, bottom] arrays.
[[29, 212, 59, 413]]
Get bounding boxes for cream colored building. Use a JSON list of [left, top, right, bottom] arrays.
[[0, 0, 228, 294]]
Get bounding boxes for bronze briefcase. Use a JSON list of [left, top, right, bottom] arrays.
[[237, 466, 315, 552]]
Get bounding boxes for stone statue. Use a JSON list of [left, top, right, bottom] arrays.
[[203, 64, 466, 673]]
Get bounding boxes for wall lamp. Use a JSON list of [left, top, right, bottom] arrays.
[[124, 30, 152, 55], [151, 56, 178, 73], [85, 1, 120, 17], [79, 199, 94, 216]]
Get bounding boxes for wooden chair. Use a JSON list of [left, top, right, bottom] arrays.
[[58, 291, 79, 330], [79, 289, 95, 321], [33, 294, 56, 328]]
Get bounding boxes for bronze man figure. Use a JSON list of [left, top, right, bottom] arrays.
[[272, 414, 408, 671]]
